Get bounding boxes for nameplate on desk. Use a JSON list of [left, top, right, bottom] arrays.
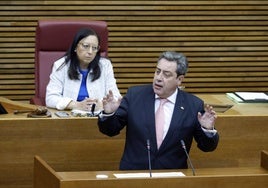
[[113, 172, 185, 178]]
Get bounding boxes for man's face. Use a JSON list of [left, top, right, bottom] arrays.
[[153, 58, 184, 98]]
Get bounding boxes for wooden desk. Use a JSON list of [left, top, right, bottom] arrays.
[[194, 94, 268, 168], [0, 95, 267, 188], [2, 94, 267, 118], [33, 151, 268, 188], [197, 94, 268, 116]]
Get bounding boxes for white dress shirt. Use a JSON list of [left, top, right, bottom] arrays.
[[155, 89, 177, 139], [155, 89, 217, 139]]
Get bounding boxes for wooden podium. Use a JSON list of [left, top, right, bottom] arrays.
[[34, 151, 268, 188], [1, 96, 267, 188]]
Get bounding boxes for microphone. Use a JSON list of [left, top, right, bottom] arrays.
[[180, 140, 196, 176], [146, 139, 152, 177]]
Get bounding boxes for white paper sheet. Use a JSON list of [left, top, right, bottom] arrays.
[[113, 172, 185, 178], [235, 92, 268, 100]]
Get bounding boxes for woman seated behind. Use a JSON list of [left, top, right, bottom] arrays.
[[46, 28, 121, 112]]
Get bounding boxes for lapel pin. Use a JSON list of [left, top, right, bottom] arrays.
[[180, 106, 184, 110]]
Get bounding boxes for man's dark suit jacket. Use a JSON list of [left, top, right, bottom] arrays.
[[98, 84, 219, 170]]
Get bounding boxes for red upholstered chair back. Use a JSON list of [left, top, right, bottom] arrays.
[[30, 20, 108, 105]]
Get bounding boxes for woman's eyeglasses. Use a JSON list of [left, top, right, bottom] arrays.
[[79, 43, 99, 52]]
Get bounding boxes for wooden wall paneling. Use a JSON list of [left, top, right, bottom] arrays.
[[0, 1, 268, 101]]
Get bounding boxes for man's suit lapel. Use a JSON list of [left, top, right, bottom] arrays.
[[142, 87, 158, 151]]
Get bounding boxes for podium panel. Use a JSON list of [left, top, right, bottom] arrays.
[[34, 151, 268, 188], [0, 96, 268, 188]]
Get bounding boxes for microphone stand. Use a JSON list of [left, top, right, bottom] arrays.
[[147, 139, 152, 177], [180, 140, 196, 176]]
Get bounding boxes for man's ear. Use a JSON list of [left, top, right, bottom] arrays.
[[177, 75, 184, 82], [177, 75, 184, 87]]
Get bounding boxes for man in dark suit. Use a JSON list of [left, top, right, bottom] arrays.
[[98, 51, 219, 170]]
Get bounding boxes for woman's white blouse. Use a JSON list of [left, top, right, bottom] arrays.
[[46, 57, 121, 110]]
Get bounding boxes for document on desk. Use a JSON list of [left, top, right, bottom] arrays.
[[226, 92, 268, 103], [113, 172, 185, 178]]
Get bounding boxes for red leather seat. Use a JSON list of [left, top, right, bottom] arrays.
[[30, 20, 108, 105]]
